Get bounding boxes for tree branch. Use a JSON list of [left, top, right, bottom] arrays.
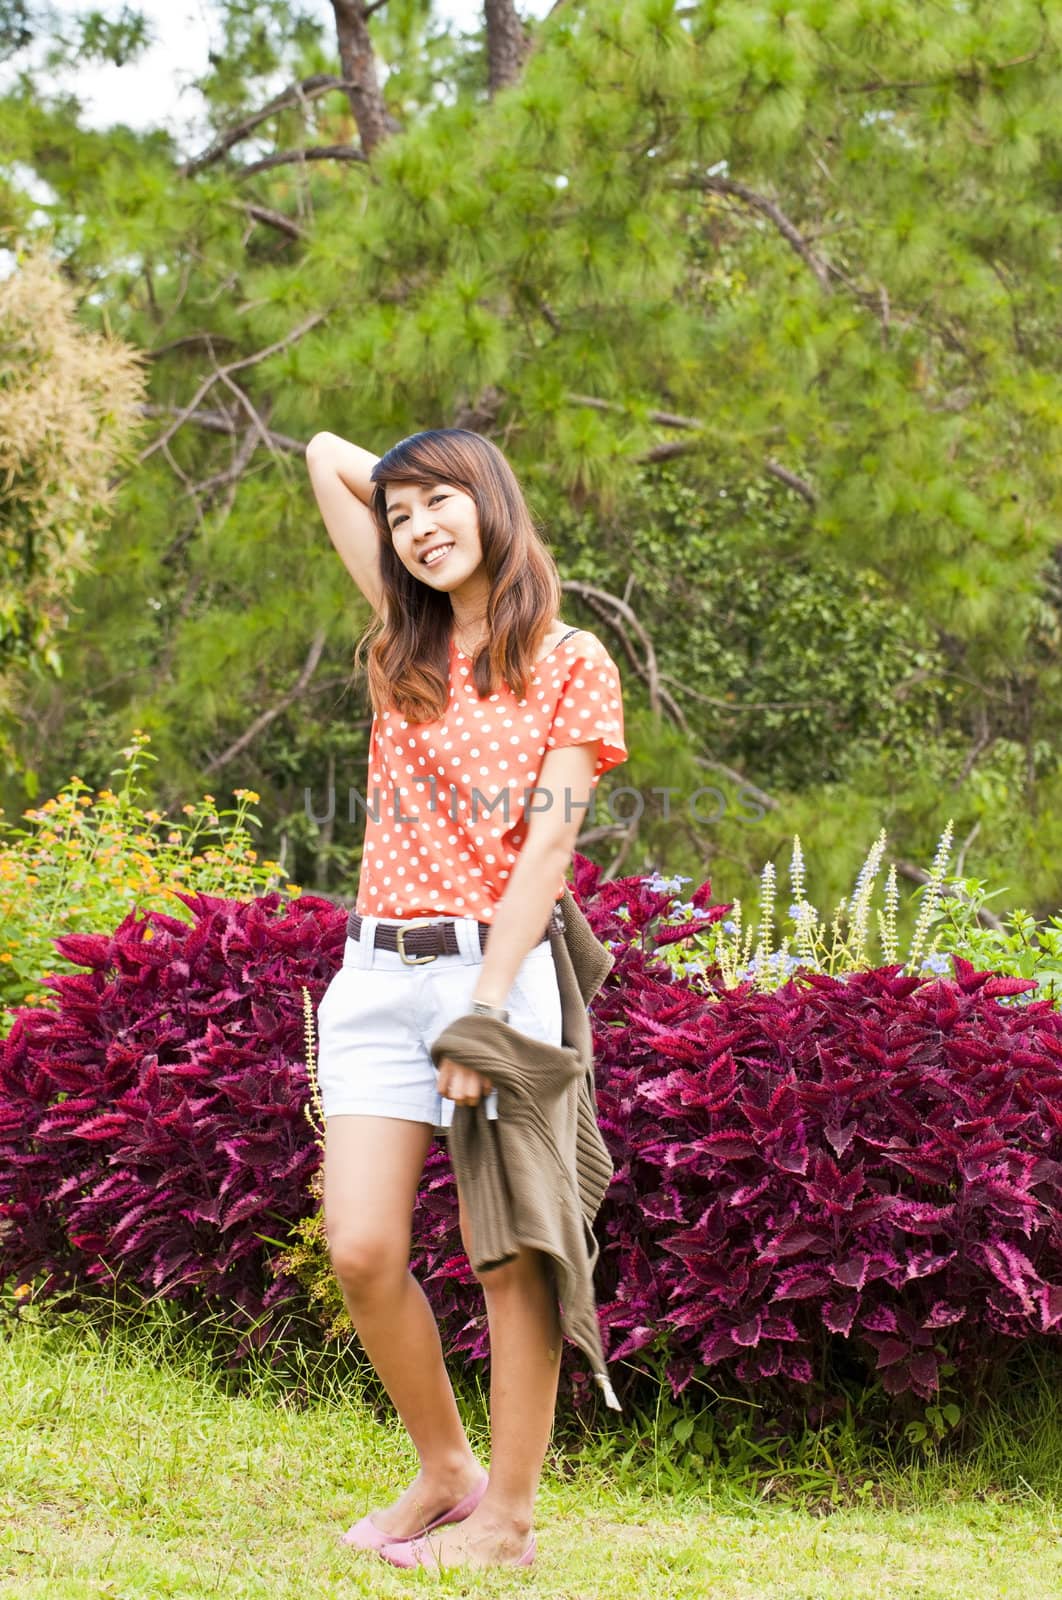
[[203, 627, 329, 773], [235, 144, 369, 181], [137, 403, 303, 455], [564, 391, 704, 431], [560, 578, 686, 727], [562, 391, 817, 504], [676, 172, 833, 294], [693, 755, 778, 815], [630, 438, 698, 465], [763, 457, 817, 505], [149, 332, 240, 360], [189, 422, 264, 511], [179, 75, 354, 176], [661, 671, 827, 714], [242, 202, 306, 241], [842, 42, 1045, 95], [215, 370, 290, 470], [138, 310, 327, 463]]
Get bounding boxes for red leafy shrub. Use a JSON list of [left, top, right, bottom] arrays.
[[0, 889, 344, 1355], [3, 860, 1061, 1418], [576, 857, 1062, 1407]]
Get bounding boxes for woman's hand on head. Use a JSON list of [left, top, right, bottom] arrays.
[[436, 1057, 493, 1106]]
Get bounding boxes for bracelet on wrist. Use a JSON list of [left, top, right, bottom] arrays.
[[471, 999, 510, 1023]]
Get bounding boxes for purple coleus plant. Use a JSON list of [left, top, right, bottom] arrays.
[[576, 856, 1062, 1404], [0, 888, 343, 1356], [2, 858, 1061, 1413]]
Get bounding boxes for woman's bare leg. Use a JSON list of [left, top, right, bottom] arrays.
[[323, 1114, 482, 1537], [412, 1191, 562, 1566]]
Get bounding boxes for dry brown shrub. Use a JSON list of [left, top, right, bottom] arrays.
[[0, 252, 145, 747]]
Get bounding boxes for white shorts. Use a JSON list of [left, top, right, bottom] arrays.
[[314, 913, 564, 1135]]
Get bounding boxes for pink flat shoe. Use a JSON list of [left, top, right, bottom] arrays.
[[340, 1471, 488, 1552], [378, 1529, 537, 1571]]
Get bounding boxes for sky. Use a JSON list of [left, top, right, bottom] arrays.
[[5, 1, 556, 144]]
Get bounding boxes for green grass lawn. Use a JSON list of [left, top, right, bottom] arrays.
[[3, 1302, 1062, 1599]]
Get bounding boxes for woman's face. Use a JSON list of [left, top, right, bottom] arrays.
[[384, 480, 485, 592]]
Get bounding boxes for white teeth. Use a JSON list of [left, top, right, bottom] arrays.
[[423, 544, 454, 567]]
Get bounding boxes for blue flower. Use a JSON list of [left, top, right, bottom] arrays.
[[920, 953, 951, 974], [722, 919, 737, 935]]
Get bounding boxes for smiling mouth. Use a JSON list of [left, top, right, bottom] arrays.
[[421, 543, 455, 568]]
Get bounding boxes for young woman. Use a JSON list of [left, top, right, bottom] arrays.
[[305, 427, 626, 1572]]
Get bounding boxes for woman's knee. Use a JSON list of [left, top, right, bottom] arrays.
[[327, 1228, 408, 1297]]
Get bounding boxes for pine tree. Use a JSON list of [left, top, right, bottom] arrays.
[[1, 1, 1059, 917]]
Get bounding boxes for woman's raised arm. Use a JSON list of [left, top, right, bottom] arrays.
[[305, 431, 385, 616]]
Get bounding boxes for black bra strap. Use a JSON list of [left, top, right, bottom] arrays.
[[556, 627, 582, 645]]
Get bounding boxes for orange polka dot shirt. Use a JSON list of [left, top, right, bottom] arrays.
[[354, 629, 627, 922]]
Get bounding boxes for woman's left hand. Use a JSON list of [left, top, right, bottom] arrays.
[[436, 1057, 493, 1106]]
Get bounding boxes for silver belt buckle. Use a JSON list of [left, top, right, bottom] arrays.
[[395, 917, 440, 965]]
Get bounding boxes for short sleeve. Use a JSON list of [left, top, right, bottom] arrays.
[[544, 637, 627, 783]]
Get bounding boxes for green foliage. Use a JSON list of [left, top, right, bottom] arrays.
[[925, 879, 1062, 1010], [0, 0, 1060, 915], [0, 730, 298, 1033]]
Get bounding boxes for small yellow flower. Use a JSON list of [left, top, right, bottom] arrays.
[[202, 794, 216, 804], [77, 796, 92, 807], [145, 810, 162, 823], [143, 928, 155, 941], [233, 788, 260, 804], [166, 831, 181, 844], [13, 1284, 31, 1301], [285, 884, 301, 895], [182, 804, 196, 816], [0, 953, 12, 963]]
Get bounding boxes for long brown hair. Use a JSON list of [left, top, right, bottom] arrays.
[[352, 429, 562, 722]]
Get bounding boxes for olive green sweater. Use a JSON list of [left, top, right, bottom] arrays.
[[428, 887, 621, 1412]]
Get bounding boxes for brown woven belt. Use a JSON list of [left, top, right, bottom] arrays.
[[345, 907, 557, 965]]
